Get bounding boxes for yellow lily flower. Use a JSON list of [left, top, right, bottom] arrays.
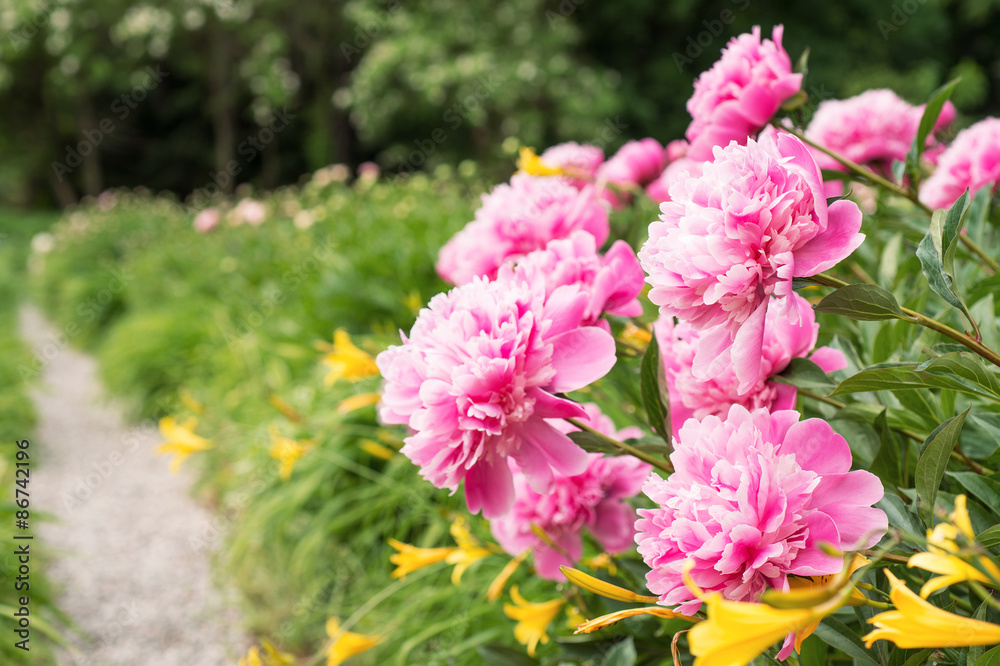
[[268, 424, 313, 481], [575, 606, 698, 634], [908, 494, 1000, 597], [178, 389, 204, 414], [155, 416, 212, 473], [488, 551, 528, 602], [358, 439, 395, 460], [619, 322, 652, 349], [685, 562, 848, 666], [503, 586, 565, 657], [446, 543, 492, 585], [326, 618, 382, 666], [321, 329, 379, 386], [387, 538, 453, 579], [336, 392, 381, 414], [516, 147, 564, 177], [863, 570, 1000, 648], [260, 639, 295, 665], [238, 646, 263, 666]]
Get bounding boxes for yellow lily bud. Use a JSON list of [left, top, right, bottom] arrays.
[[559, 566, 659, 604]]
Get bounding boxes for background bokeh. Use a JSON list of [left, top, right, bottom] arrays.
[[2, 0, 999, 208]]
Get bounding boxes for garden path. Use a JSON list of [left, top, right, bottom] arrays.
[[20, 304, 248, 665]]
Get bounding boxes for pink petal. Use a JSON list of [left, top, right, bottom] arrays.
[[780, 419, 851, 475], [465, 455, 515, 519], [732, 300, 769, 394], [547, 326, 617, 393], [793, 200, 865, 276], [809, 346, 848, 373], [590, 500, 638, 553], [517, 418, 590, 478]]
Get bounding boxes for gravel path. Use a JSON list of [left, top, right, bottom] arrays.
[[20, 304, 248, 666]]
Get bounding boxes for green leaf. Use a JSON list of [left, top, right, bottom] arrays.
[[947, 472, 1000, 520], [975, 645, 1000, 666], [603, 636, 637, 666], [773, 357, 836, 391], [476, 644, 539, 666], [567, 431, 670, 457], [871, 409, 901, 488], [969, 600, 991, 665], [915, 408, 970, 524], [900, 649, 935, 666], [906, 78, 960, 183], [976, 524, 1000, 549], [880, 233, 904, 289], [918, 352, 1000, 400], [640, 333, 671, 444], [831, 362, 1000, 402], [813, 618, 880, 666], [876, 494, 924, 537], [815, 284, 911, 321], [916, 191, 978, 332]]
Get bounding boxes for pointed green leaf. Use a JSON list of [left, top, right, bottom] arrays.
[[915, 408, 970, 524], [917, 191, 978, 332], [919, 352, 1000, 400], [640, 334, 671, 444], [975, 645, 1000, 666], [603, 636, 637, 666], [906, 78, 960, 185], [871, 409, 901, 488], [815, 284, 911, 321], [947, 472, 1000, 521], [773, 357, 836, 391], [813, 618, 880, 666]]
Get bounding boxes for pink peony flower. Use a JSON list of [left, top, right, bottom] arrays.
[[805, 89, 956, 174], [654, 293, 846, 437], [230, 199, 267, 227], [638, 131, 864, 394], [635, 404, 887, 615], [921, 117, 1000, 210], [377, 271, 618, 519], [193, 208, 221, 233], [506, 230, 645, 327], [645, 158, 705, 205], [436, 173, 610, 285], [491, 403, 649, 579], [685, 25, 802, 162], [597, 139, 667, 208], [665, 140, 690, 163], [540, 142, 605, 190]]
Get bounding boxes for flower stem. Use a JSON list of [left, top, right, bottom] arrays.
[[779, 124, 1000, 275], [566, 418, 673, 474], [809, 272, 1000, 370], [969, 580, 1000, 614], [860, 549, 910, 565]]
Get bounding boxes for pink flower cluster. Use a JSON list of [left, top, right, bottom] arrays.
[[377, 269, 618, 519], [635, 405, 887, 614], [491, 404, 649, 579], [806, 89, 956, 173], [655, 293, 846, 437], [510, 231, 645, 328], [639, 131, 863, 393], [685, 25, 802, 161], [921, 117, 1000, 210], [436, 173, 609, 285]]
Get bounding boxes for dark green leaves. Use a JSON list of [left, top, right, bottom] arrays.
[[916, 191, 979, 334], [831, 356, 1000, 403], [640, 334, 671, 444], [906, 78, 960, 186], [815, 284, 911, 321], [603, 637, 637, 666], [774, 357, 836, 392], [915, 408, 970, 524]]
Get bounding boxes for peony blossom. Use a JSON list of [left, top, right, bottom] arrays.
[[638, 131, 864, 394], [505, 231, 645, 327], [685, 25, 802, 161], [806, 89, 955, 174], [230, 199, 267, 227], [921, 117, 1000, 210], [377, 271, 618, 519], [436, 174, 609, 285], [491, 403, 650, 579], [635, 404, 887, 615], [597, 139, 666, 207], [645, 157, 705, 205], [655, 293, 846, 437], [540, 142, 605, 190], [193, 208, 221, 233]]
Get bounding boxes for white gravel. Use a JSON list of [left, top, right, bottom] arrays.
[[20, 304, 249, 666]]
